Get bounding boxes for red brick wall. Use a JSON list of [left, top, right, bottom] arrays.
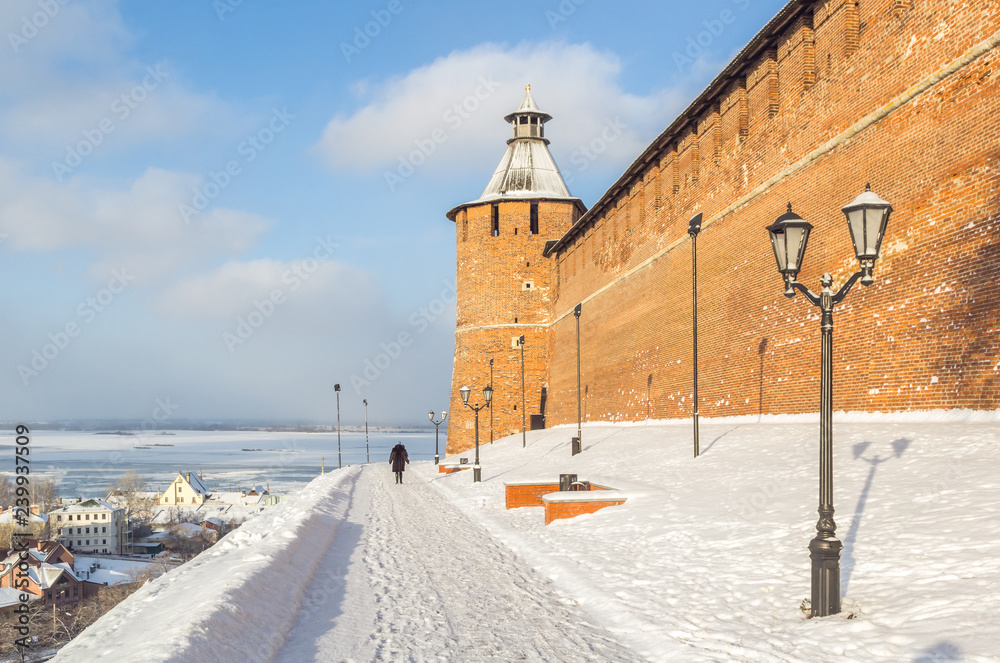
[[544, 498, 626, 525], [447, 199, 580, 453], [505, 483, 561, 509], [543, 0, 1000, 427]]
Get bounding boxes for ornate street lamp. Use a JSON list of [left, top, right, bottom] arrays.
[[428, 410, 447, 465], [460, 384, 493, 482], [518, 335, 526, 449], [766, 184, 892, 618], [334, 383, 342, 469], [363, 398, 369, 463], [688, 213, 702, 458]]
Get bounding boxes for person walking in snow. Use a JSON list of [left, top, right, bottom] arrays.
[[389, 442, 409, 484]]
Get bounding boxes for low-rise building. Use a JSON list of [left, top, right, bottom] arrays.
[[0, 541, 83, 607], [48, 499, 128, 555], [158, 471, 211, 506], [0, 505, 50, 544]]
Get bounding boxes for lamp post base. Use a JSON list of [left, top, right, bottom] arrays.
[[808, 535, 843, 617], [434, 454, 439, 466], [473, 465, 482, 483]]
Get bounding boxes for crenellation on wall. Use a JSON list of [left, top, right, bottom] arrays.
[[778, 12, 817, 99], [453, 1, 999, 447], [677, 127, 699, 191]]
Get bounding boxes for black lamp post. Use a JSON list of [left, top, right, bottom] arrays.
[[334, 384, 342, 469], [489, 358, 494, 445], [518, 335, 526, 448], [688, 212, 702, 459], [363, 398, 369, 464], [460, 384, 493, 482], [428, 410, 447, 465], [573, 303, 582, 455], [766, 184, 892, 618]]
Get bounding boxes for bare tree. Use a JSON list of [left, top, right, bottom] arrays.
[[0, 475, 13, 509], [30, 477, 59, 512], [106, 471, 156, 525]]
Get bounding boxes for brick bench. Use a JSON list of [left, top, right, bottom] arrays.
[[504, 479, 616, 510], [542, 491, 627, 525], [504, 481, 561, 509], [438, 463, 471, 474]]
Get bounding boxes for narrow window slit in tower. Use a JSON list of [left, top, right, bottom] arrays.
[[492, 204, 500, 236], [530, 203, 539, 234]]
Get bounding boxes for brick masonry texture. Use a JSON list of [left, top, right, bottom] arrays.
[[544, 499, 627, 525], [505, 483, 561, 509], [447, 199, 580, 453], [447, 0, 1000, 454]]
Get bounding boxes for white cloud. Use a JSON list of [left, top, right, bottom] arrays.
[[154, 258, 379, 324], [315, 42, 686, 178], [0, 159, 269, 284]]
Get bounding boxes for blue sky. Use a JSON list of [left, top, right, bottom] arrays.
[[0, 0, 786, 425]]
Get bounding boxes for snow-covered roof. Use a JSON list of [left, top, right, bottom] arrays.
[[0, 510, 48, 524], [0, 587, 39, 609], [51, 498, 120, 514], [74, 556, 155, 586], [183, 472, 211, 495]]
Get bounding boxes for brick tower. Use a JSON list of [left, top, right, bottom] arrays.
[[445, 86, 584, 455]]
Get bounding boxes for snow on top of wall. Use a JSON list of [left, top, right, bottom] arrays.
[[52, 468, 360, 663]]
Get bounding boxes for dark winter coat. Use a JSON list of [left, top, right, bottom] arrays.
[[389, 444, 409, 473]]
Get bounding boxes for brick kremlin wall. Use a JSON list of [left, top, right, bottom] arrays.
[[542, 0, 1000, 428]]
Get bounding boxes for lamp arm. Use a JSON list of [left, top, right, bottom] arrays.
[[787, 279, 821, 307], [832, 270, 866, 306]]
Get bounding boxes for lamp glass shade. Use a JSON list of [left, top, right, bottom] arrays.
[[334, 383, 340, 392], [842, 185, 892, 263], [459, 385, 471, 404], [441, 410, 447, 421], [483, 385, 494, 403], [766, 205, 812, 277], [428, 411, 434, 421]]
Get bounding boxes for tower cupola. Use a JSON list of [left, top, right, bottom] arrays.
[[472, 85, 574, 204], [505, 85, 552, 141]]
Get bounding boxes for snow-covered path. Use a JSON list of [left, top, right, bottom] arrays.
[[275, 465, 643, 662]]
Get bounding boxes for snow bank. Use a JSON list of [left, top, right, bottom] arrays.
[[427, 415, 1000, 662], [52, 467, 360, 663]]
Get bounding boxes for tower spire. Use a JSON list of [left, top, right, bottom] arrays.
[[470, 85, 569, 201]]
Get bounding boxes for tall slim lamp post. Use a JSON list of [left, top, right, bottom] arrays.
[[489, 358, 494, 445], [766, 184, 892, 618], [460, 384, 493, 483], [573, 303, 582, 455], [334, 383, 342, 469], [429, 410, 447, 465], [688, 213, 702, 459], [518, 335, 526, 448], [363, 398, 369, 463]]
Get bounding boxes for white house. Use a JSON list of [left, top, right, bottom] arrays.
[[48, 499, 128, 555], [158, 471, 211, 506]]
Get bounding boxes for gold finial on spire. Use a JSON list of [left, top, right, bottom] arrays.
[[526, 84, 531, 92]]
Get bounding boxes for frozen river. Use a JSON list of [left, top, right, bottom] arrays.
[[1, 429, 443, 498]]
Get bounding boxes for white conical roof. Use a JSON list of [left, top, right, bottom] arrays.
[[479, 86, 571, 201], [479, 139, 571, 200]]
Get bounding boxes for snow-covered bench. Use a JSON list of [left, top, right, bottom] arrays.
[[438, 463, 471, 474], [504, 479, 616, 510], [542, 490, 627, 525]]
